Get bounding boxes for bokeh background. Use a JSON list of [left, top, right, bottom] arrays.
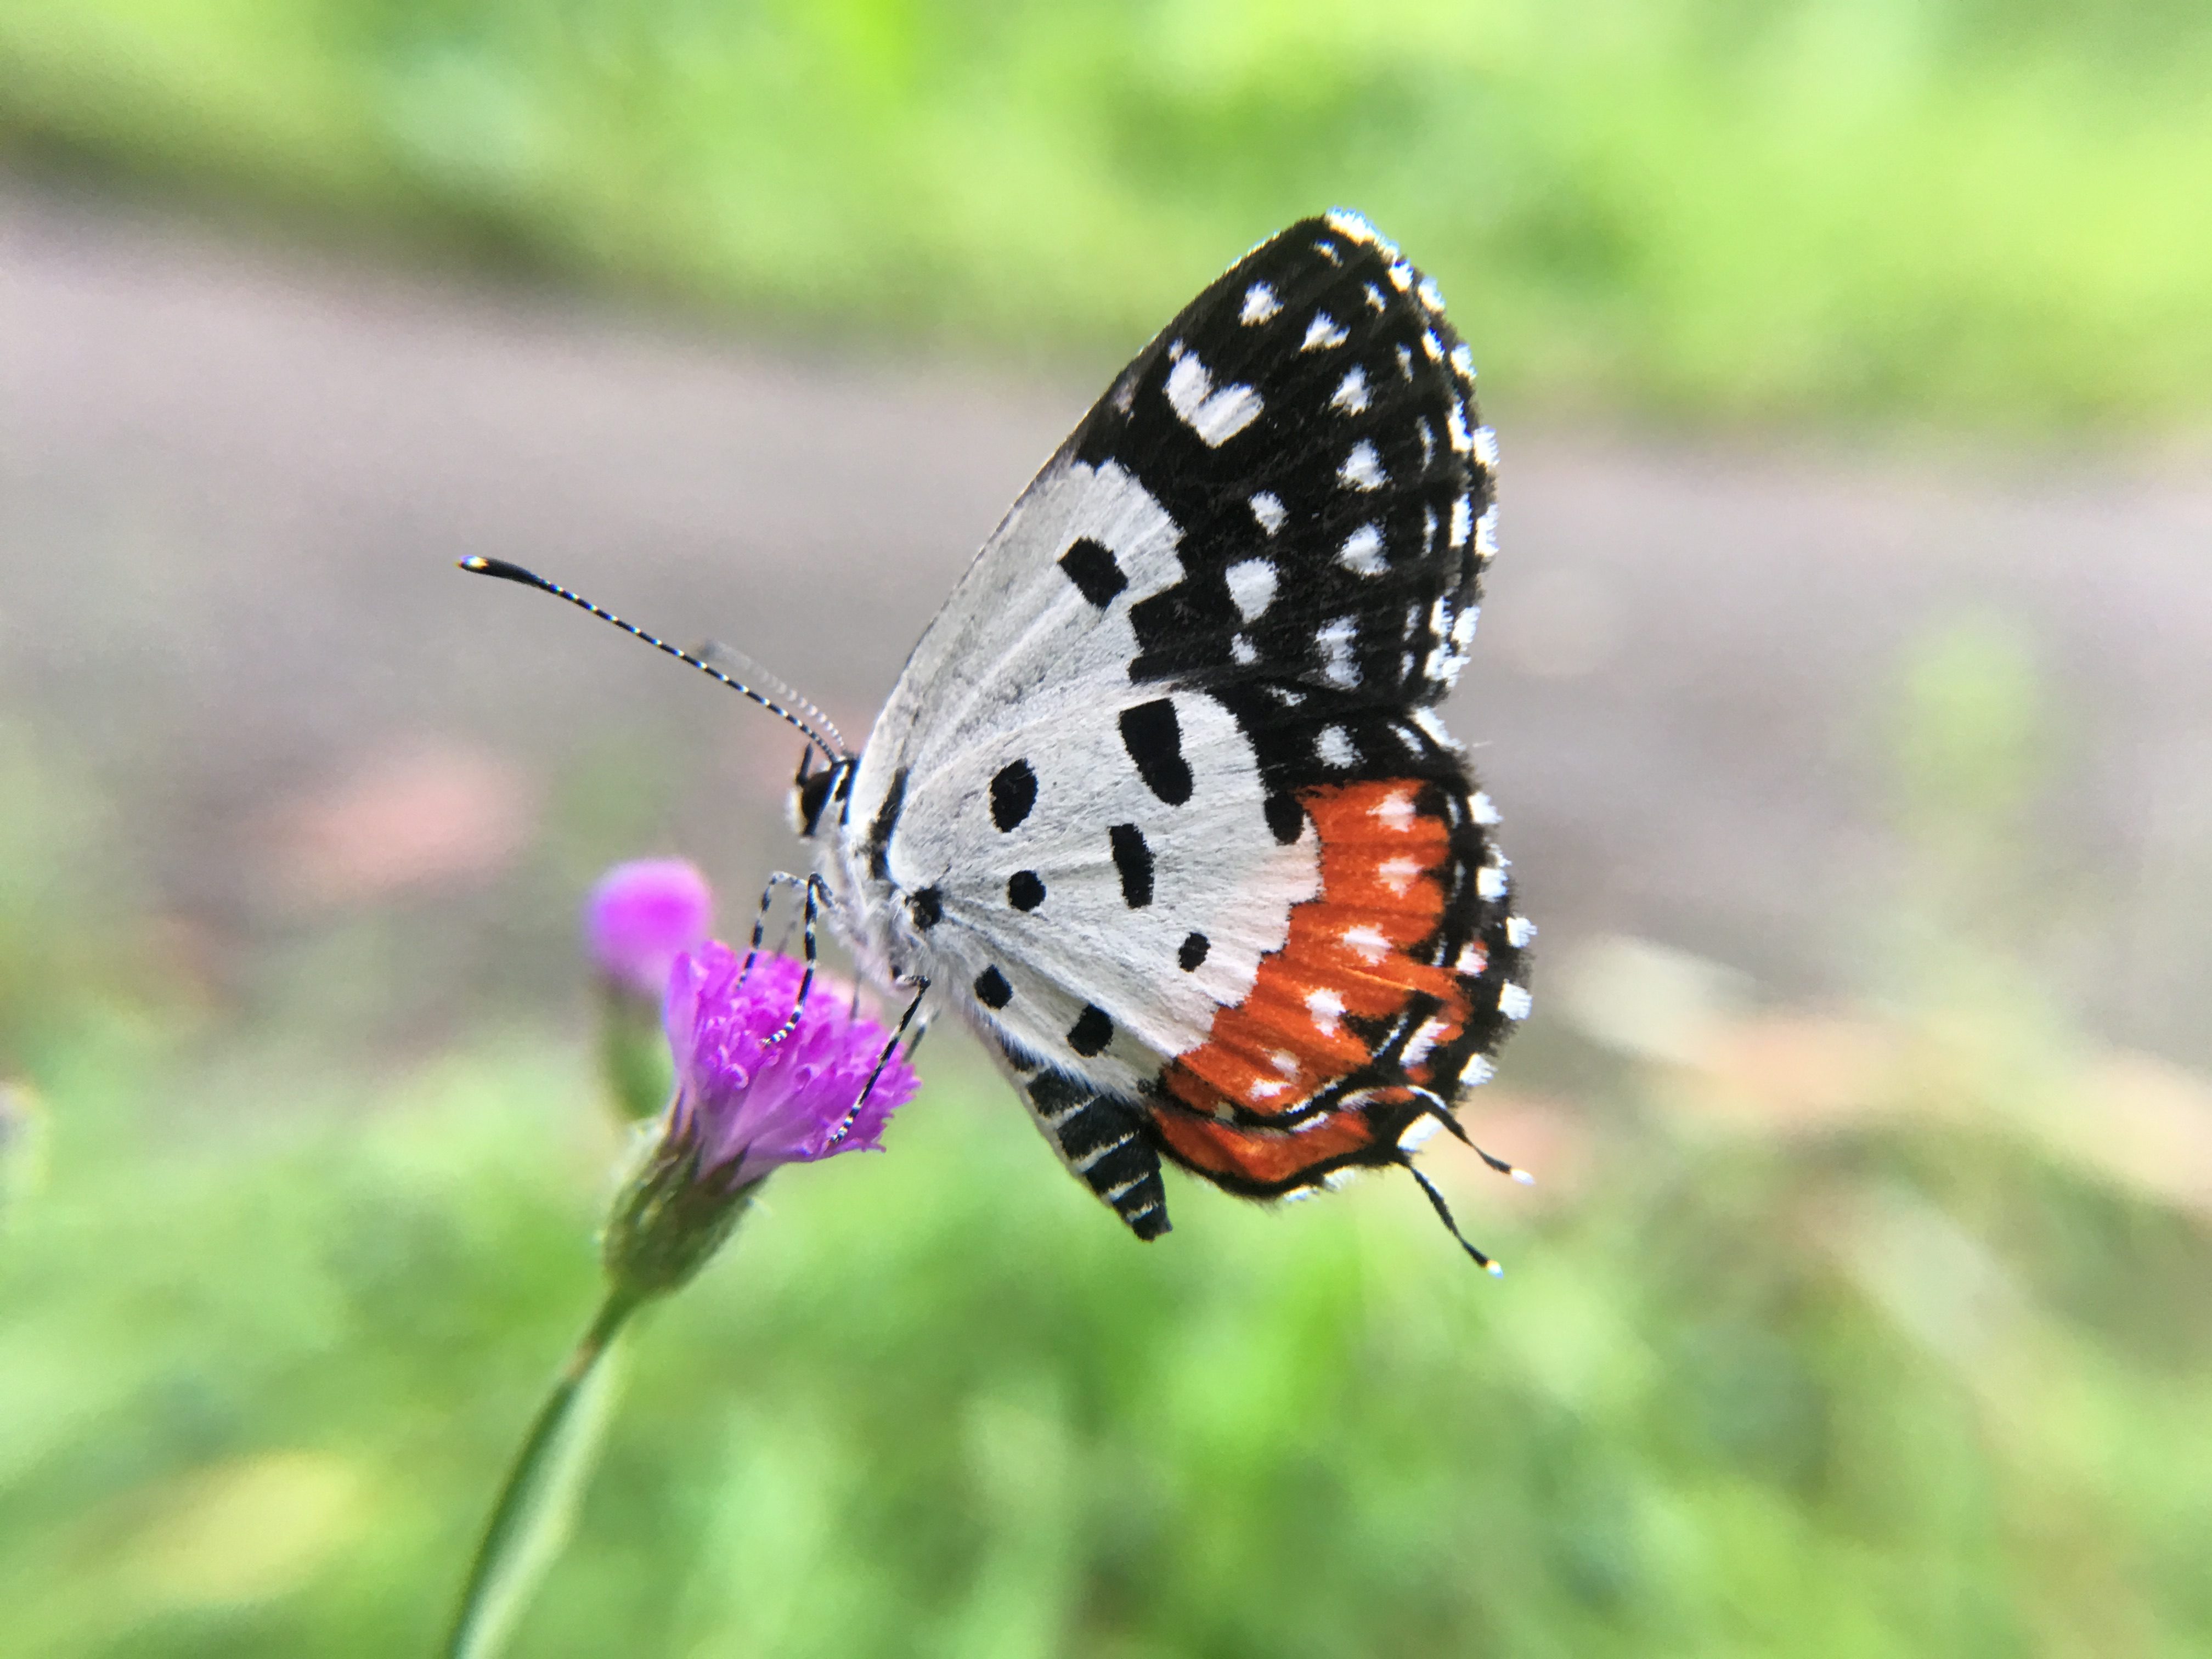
[[4, 3, 2211, 1655]]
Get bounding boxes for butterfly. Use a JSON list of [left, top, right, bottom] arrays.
[[466, 210, 1532, 1266]]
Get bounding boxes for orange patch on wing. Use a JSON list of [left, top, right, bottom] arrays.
[[1151, 1104, 1380, 1186], [1161, 779, 1473, 1131]]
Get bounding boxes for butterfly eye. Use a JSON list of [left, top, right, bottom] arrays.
[[791, 765, 838, 839]]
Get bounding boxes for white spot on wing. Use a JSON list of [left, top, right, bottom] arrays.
[[1301, 313, 1350, 351], [1421, 329, 1443, 361], [1316, 617, 1359, 687], [1240, 282, 1282, 324], [1504, 915, 1536, 948], [1476, 864, 1507, 901], [1449, 494, 1471, 549], [1225, 557, 1277, 620], [1165, 345, 1263, 447], [1469, 791, 1500, 826], [1338, 441, 1386, 492], [1418, 276, 1447, 313], [1325, 208, 1382, 246], [1337, 524, 1386, 577], [1363, 281, 1388, 313], [1475, 505, 1499, 560], [1378, 855, 1424, 895], [1317, 724, 1358, 768], [1269, 1049, 1302, 1077], [1412, 708, 1460, 751], [1498, 983, 1533, 1022], [1454, 940, 1488, 974], [1372, 788, 1416, 830], [1306, 987, 1345, 1036], [1249, 490, 1286, 535], [1404, 1015, 1452, 1065], [1446, 398, 1474, 455], [1449, 342, 1476, 383], [1231, 634, 1258, 665], [1472, 425, 1501, 469], [1330, 366, 1371, 414], [1398, 1116, 1441, 1152], [1341, 923, 1391, 963], [1387, 258, 1414, 291]]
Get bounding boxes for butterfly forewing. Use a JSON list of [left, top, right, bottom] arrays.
[[825, 212, 1528, 1238]]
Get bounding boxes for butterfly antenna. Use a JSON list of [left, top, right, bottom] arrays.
[[1403, 1160, 1504, 1277], [693, 639, 847, 766], [458, 556, 848, 761]]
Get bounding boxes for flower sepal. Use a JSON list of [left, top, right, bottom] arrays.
[[600, 1128, 764, 1307]]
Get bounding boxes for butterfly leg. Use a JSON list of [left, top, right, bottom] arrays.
[[739, 870, 812, 983], [741, 870, 827, 1046], [825, 977, 929, 1149]]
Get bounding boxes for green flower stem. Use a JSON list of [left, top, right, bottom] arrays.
[[444, 1290, 640, 1659], [599, 988, 675, 1123]]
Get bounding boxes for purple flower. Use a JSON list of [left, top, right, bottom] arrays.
[[602, 941, 919, 1302], [663, 944, 917, 1187], [584, 859, 713, 999]]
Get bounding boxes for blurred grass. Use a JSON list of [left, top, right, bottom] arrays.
[[4, 628, 2211, 1654], [2, 0, 2209, 432], [5, 975, 2211, 1656]]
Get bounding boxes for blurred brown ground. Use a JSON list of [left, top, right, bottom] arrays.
[[4, 174, 2208, 1066]]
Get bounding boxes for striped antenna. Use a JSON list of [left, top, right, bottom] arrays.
[[458, 557, 849, 762]]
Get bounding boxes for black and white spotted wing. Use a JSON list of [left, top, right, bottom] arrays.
[[809, 211, 1526, 1244]]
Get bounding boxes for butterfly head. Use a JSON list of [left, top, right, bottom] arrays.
[[790, 748, 855, 840]]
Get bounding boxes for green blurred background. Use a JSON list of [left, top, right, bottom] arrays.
[[7, 0, 2212, 429], [4, 3, 2210, 1656]]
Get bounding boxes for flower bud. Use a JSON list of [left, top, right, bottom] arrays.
[[582, 860, 713, 1001], [583, 859, 714, 1121]]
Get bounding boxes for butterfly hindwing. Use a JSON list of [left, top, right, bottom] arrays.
[[821, 212, 1528, 1240]]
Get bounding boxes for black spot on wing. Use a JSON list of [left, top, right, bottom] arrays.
[[990, 760, 1037, 831], [1178, 931, 1210, 970], [1008, 870, 1046, 911], [974, 965, 1012, 1008], [866, 768, 909, 882], [1068, 1004, 1115, 1057], [909, 887, 942, 929], [1118, 698, 1193, 805], [1058, 537, 1127, 608], [1109, 823, 1154, 908], [1265, 792, 1305, 844]]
